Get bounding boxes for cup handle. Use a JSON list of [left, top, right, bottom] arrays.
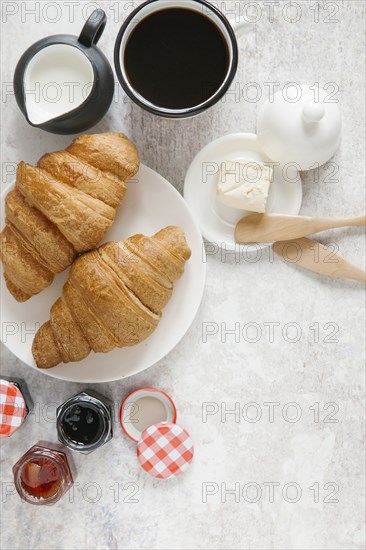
[[78, 9, 107, 47], [230, 18, 253, 40]]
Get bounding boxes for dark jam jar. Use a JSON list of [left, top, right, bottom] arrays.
[[13, 443, 73, 505], [56, 391, 113, 453]]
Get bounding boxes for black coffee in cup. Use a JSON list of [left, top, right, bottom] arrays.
[[123, 8, 230, 110]]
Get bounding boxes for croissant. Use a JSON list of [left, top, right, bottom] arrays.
[[0, 132, 139, 302], [32, 226, 191, 369]]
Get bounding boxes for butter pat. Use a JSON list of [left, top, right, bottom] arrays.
[[217, 159, 273, 213]]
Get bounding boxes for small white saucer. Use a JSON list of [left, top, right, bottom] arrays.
[[184, 133, 303, 251]]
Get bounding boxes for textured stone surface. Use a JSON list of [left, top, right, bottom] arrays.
[[0, 1, 365, 549]]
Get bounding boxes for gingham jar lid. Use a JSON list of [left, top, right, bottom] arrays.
[[0, 380, 27, 438], [137, 422, 194, 479]]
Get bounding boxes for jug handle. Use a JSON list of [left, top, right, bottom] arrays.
[[79, 9, 107, 47]]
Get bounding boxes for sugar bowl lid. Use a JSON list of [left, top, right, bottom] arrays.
[[257, 84, 342, 170], [0, 379, 27, 437], [137, 422, 194, 479]]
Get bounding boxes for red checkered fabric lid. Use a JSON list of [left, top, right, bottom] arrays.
[[0, 380, 26, 437], [137, 422, 194, 479]]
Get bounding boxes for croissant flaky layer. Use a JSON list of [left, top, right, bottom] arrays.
[[32, 226, 191, 369], [0, 132, 140, 302]]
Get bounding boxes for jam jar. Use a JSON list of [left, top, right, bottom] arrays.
[[56, 390, 113, 453], [0, 377, 33, 438], [13, 443, 73, 505]]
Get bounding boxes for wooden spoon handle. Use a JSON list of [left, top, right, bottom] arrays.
[[235, 213, 366, 244], [336, 215, 366, 228], [273, 238, 366, 283]]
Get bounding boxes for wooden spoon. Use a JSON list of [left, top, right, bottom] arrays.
[[235, 213, 366, 243], [273, 237, 366, 283]]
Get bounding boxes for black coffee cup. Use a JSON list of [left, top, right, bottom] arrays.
[[114, 0, 248, 119], [13, 9, 114, 134]]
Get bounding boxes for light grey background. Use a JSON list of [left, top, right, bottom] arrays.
[[0, 1, 365, 549]]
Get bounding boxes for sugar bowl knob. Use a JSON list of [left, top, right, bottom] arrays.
[[302, 101, 326, 124]]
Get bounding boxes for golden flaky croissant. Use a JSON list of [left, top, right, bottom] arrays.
[[32, 226, 191, 369], [0, 132, 139, 302]]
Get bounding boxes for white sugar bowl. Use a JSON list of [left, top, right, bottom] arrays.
[[257, 84, 342, 171]]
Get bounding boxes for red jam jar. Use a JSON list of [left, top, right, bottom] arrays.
[[13, 443, 73, 505]]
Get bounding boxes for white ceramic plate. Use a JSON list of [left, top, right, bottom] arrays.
[[184, 133, 303, 251], [0, 164, 206, 383]]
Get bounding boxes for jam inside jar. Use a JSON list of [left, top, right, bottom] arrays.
[[13, 444, 73, 505], [20, 457, 61, 499], [62, 402, 103, 445]]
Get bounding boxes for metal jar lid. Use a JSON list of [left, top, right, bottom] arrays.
[[137, 422, 194, 479], [0, 378, 32, 438]]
